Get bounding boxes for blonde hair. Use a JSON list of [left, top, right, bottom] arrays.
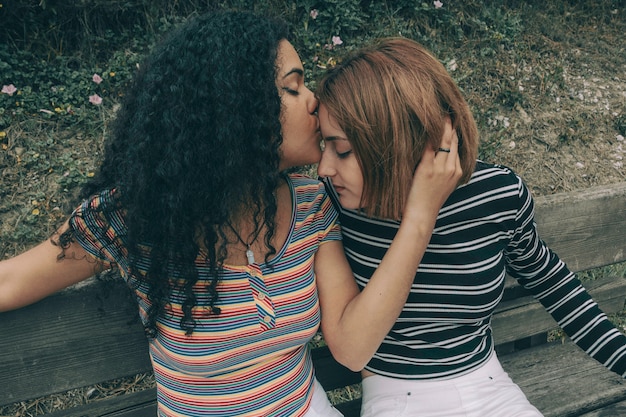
[[316, 37, 478, 220]]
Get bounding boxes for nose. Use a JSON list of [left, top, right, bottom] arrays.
[[306, 87, 319, 115], [317, 148, 335, 178]]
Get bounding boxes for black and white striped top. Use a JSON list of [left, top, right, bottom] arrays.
[[325, 161, 626, 380]]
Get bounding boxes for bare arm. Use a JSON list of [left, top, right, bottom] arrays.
[[316, 127, 462, 371], [0, 223, 109, 312]]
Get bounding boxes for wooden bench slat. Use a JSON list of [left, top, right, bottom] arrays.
[[46, 389, 157, 417], [532, 182, 626, 273], [502, 181, 626, 296], [0, 280, 152, 406], [502, 341, 626, 417], [492, 275, 626, 347], [577, 400, 626, 417]]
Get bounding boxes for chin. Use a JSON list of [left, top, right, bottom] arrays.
[[339, 197, 360, 210]]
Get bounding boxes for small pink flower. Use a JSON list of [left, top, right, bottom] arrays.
[[92, 73, 103, 84], [1, 84, 17, 96], [434, 1, 443, 8], [310, 9, 319, 20], [89, 94, 103, 105], [331, 36, 343, 46]]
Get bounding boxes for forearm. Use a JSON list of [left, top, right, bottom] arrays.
[[0, 238, 103, 312], [324, 210, 437, 371], [534, 265, 626, 377], [514, 232, 626, 377]]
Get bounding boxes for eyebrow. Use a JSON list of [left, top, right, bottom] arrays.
[[322, 136, 348, 142], [282, 68, 304, 79]]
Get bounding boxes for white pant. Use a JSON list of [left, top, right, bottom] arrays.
[[360, 353, 543, 417], [302, 378, 344, 417]]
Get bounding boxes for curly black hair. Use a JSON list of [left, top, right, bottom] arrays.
[[58, 11, 290, 337]]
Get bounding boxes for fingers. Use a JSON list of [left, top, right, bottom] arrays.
[[433, 122, 462, 179], [417, 127, 460, 171], [439, 119, 455, 151], [413, 119, 463, 182], [403, 121, 464, 222], [422, 121, 454, 161], [435, 121, 458, 158]]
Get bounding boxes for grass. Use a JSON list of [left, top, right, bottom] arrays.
[[1, 1, 625, 257], [0, 0, 624, 415]]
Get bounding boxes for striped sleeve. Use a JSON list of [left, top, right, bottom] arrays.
[[68, 188, 128, 267], [292, 174, 341, 245], [505, 176, 626, 377], [317, 182, 341, 245]]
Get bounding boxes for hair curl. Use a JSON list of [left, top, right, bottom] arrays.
[[60, 11, 290, 336]]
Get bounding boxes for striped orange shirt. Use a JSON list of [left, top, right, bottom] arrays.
[[70, 174, 341, 416]]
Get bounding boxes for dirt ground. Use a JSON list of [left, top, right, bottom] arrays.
[[459, 14, 626, 197], [487, 60, 625, 196]]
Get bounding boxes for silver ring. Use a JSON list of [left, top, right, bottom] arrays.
[[438, 148, 451, 153]]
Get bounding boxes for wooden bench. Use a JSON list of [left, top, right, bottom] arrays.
[[1, 182, 625, 417]]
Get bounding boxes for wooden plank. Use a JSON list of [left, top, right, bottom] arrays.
[[532, 182, 626, 273], [0, 279, 152, 407], [46, 389, 157, 417], [492, 275, 626, 347], [578, 400, 626, 416], [501, 341, 626, 417]]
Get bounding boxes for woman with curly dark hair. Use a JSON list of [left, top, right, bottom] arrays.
[[0, 12, 461, 417]]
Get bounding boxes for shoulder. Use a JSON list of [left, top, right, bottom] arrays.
[[445, 161, 531, 215], [81, 188, 119, 209], [287, 173, 328, 200], [68, 188, 129, 263], [72, 188, 126, 232], [457, 160, 525, 197], [287, 173, 338, 224], [288, 172, 323, 187], [469, 161, 522, 186]]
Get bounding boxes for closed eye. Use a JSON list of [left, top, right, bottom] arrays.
[[321, 136, 352, 158], [282, 87, 299, 96]]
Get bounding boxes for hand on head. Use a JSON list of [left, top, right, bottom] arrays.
[[402, 120, 462, 221]]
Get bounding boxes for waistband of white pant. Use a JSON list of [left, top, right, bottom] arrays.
[[362, 352, 503, 394]]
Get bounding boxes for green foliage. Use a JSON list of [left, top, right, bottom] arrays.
[[0, 0, 531, 130], [1, 0, 625, 258], [0, 40, 143, 131]]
